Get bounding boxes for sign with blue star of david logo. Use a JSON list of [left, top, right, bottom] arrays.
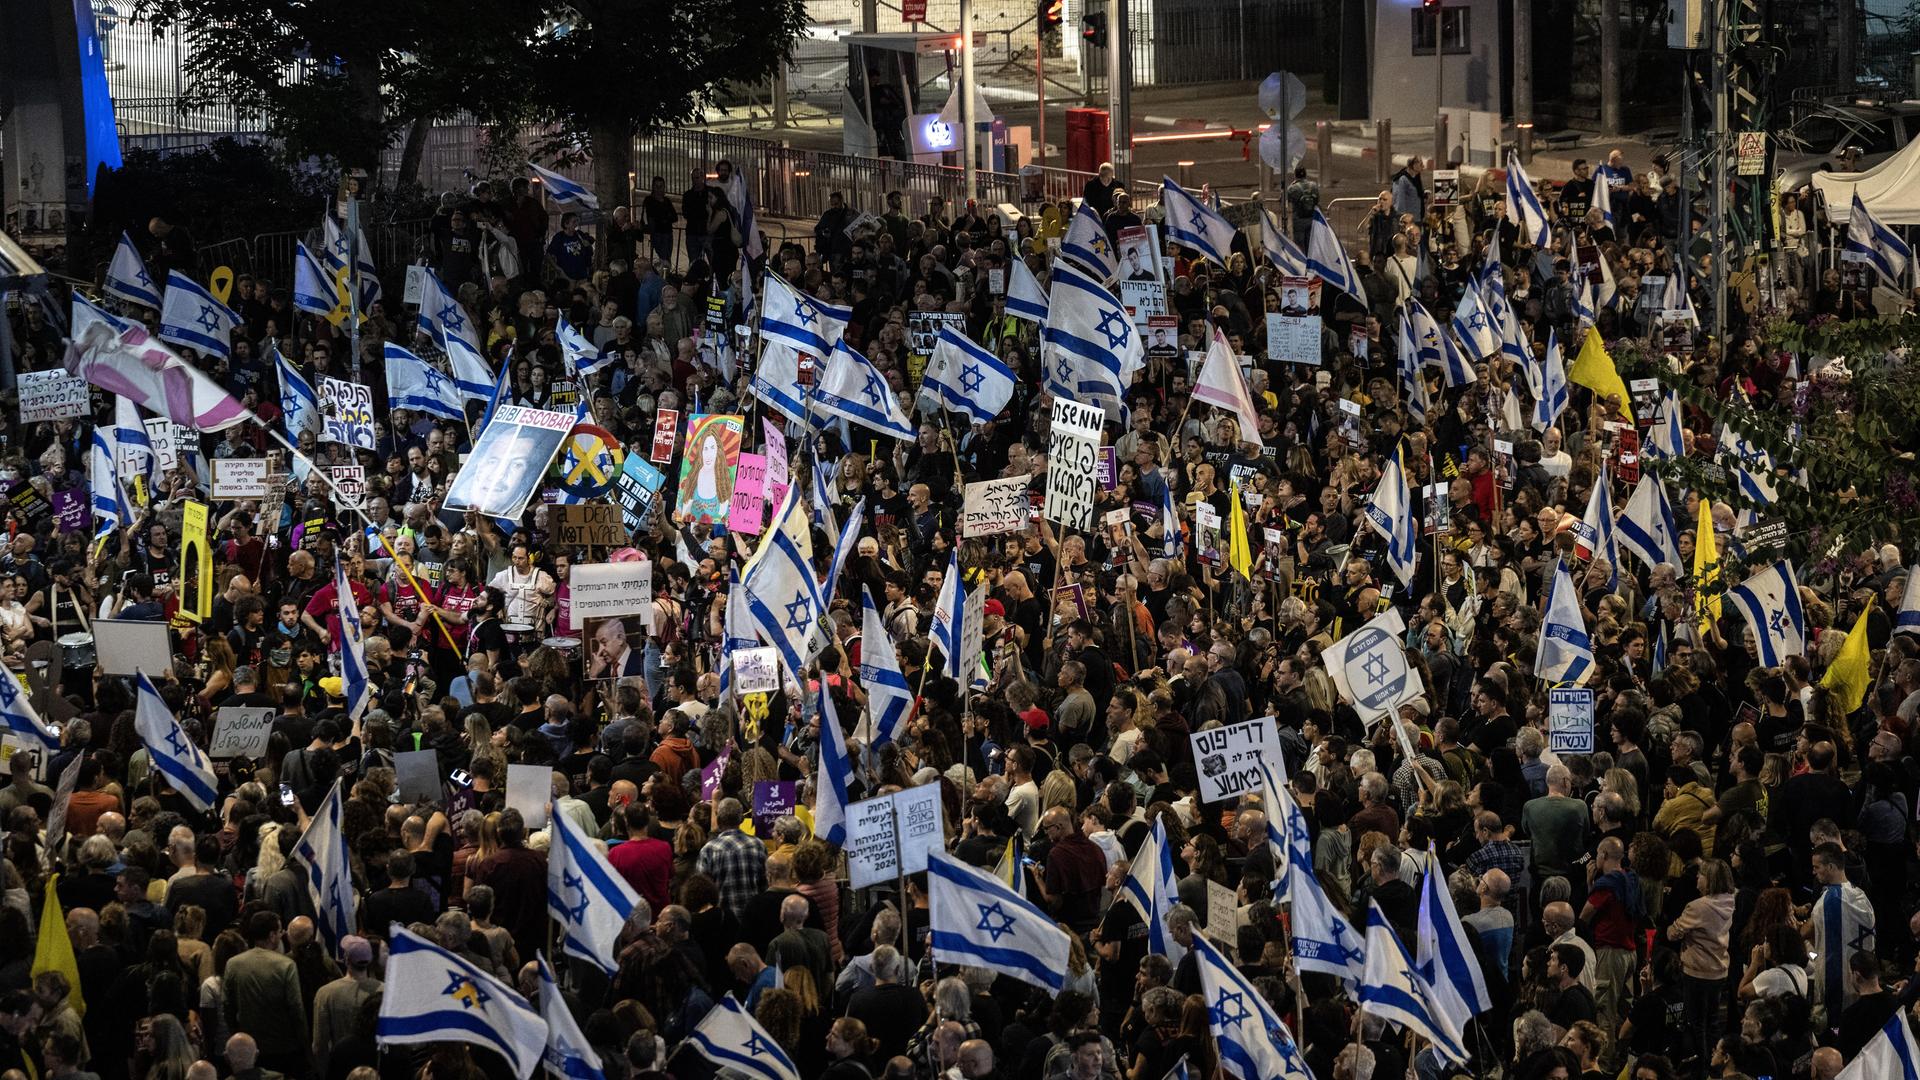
[[975, 901, 1017, 942], [1337, 624, 1413, 718]]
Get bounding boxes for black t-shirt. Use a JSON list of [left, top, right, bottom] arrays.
[[1095, 898, 1148, 1020]]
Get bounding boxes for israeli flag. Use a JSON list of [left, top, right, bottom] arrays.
[[1833, 995, 1920, 1080], [1042, 256, 1141, 407], [750, 341, 827, 431], [105, 232, 163, 309], [1845, 191, 1911, 286], [134, 670, 220, 811], [336, 555, 372, 722], [114, 397, 158, 496], [537, 955, 605, 1080], [1363, 447, 1418, 588], [741, 486, 824, 678], [760, 274, 850, 359], [1647, 388, 1684, 461], [1260, 207, 1310, 277], [547, 796, 640, 975], [931, 548, 964, 681], [1652, 622, 1669, 677], [1415, 847, 1492, 1039], [1359, 900, 1470, 1065], [271, 343, 321, 440], [378, 924, 548, 1079], [1897, 566, 1920, 635], [1593, 169, 1614, 229], [292, 779, 357, 949], [528, 161, 599, 210], [1306, 208, 1367, 306], [1408, 299, 1474, 386], [1274, 772, 1366, 984], [88, 426, 132, 539], [556, 315, 612, 378], [860, 590, 914, 745], [1505, 153, 1553, 248], [823, 496, 866, 603], [1160, 480, 1183, 559], [715, 569, 759, 701], [1060, 202, 1117, 280], [927, 851, 1073, 994], [1725, 560, 1807, 666], [1450, 284, 1499, 361], [1191, 935, 1314, 1080], [685, 995, 798, 1080], [321, 216, 382, 311], [924, 326, 1016, 425], [0, 650, 58, 751], [385, 343, 466, 422], [816, 339, 915, 440], [292, 241, 339, 318], [1533, 329, 1568, 432], [1573, 468, 1619, 590], [1161, 176, 1238, 265], [1007, 257, 1050, 323], [1618, 473, 1681, 570], [717, 171, 762, 260], [1119, 817, 1186, 968], [416, 268, 494, 401], [157, 270, 239, 359], [1536, 560, 1594, 685], [814, 677, 854, 846], [1569, 260, 1597, 329], [1256, 758, 1306, 896], [1397, 309, 1430, 427]]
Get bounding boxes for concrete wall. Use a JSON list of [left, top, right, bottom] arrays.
[[1370, 0, 1503, 126]]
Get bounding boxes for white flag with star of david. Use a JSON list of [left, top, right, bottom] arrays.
[[813, 338, 915, 440], [685, 995, 799, 1080], [546, 801, 639, 975], [1192, 935, 1314, 1080], [741, 485, 826, 680], [927, 851, 1072, 994]]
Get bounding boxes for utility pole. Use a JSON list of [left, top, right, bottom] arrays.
[[1109, 0, 1131, 183], [1512, 0, 1532, 127], [862, 0, 877, 33], [961, 0, 977, 201], [346, 196, 362, 383], [1600, 0, 1621, 134], [1433, 3, 1446, 167], [1709, 0, 1728, 344], [1036, 16, 1047, 165]]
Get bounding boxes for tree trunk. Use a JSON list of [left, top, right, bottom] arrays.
[[589, 120, 635, 269], [343, 53, 389, 180], [397, 114, 433, 190]]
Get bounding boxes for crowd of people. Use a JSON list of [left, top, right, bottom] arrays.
[[0, 139, 1908, 1080]]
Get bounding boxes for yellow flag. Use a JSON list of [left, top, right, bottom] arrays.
[[1569, 326, 1636, 423], [31, 874, 83, 1017], [1228, 480, 1254, 579], [1821, 596, 1875, 713], [1693, 496, 1720, 634]]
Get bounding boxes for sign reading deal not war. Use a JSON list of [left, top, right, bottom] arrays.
[[568, 560, 653, 631], [1044, 399, 1103, 530], [961, 476, 1032, 537], [1190, 716, 1282, 803], [847, 783, 946, 888]]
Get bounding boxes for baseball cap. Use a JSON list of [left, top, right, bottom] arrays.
[[1020, 706, 1050, 731], [319, 676, 344, 699], [984, 599, 1006, 618], [341, 935, 373, 965]]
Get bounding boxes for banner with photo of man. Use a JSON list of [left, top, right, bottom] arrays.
[[443, 406, 575, 520]]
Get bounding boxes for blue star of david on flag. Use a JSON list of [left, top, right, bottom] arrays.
[[975, 902, 1018, 942], [1097, 309, 1131, 349], [960, 364, 985, 393], [794, 301, 817, 328], [438, 303, 465, 333], [195, 305, 220, 333], [784, 591, 814, 636], [136, 269, 153, 290], [744, 1032, 781, 1059], [443, 971, 491, 1009], [561, 869, 590, 922], [166, 727, 190, 756], [1211, 989, 1251, 1027], [860, 370, 885, 406]]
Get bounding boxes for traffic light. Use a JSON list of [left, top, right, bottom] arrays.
[[1081, 11, 1107, 47], [1038, 0, 1063, 29]]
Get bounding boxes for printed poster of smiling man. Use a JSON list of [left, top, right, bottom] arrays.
[[675, 413, 744, 525]]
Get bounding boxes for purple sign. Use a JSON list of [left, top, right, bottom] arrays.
[[752, 780, 797, 831], [51, 490, 85, 534], [1097, 447, 1116, 490], [699, 745, 732, 802]]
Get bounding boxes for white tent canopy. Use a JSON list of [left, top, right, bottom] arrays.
[[1810, 136, 1920, 224]]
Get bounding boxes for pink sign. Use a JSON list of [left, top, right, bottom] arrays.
[[763, 419, 790, 510], [730, 452, 768, 534]]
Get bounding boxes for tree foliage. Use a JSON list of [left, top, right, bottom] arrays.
[[1615, 316, 1920, 583]]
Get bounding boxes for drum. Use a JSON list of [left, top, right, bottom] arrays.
[[501, 622, 537, 656], [57, 633, 96, 669], [543, 636, 581, 657]]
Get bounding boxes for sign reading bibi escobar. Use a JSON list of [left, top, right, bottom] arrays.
[[1044, 399, 1103, 529], [444, 406, 574, 520]]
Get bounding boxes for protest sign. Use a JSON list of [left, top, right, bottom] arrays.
[[1548, 688, 1596, 753], [614, 454, 667, 533], [1189, 716, 1282, 803], [751, 781, 797, 832], [730, 452, 768, 534], [1118, 280, 1167, 324], [961, 476, 1032, 537], [555, 504, 623, 548], [395, 749, 444, 803], [208, 706, 274, 759], [555, 424, 623, 500], [212, 459, 270, 499], [569, 560, 654, 631], [1117, 225, 1163, 285], [328, 465, 366, 510], [675, 413, 744, 525], [505, 763, 551, 829], [651, 409, 680, 463], [17, 370, 89, 423], [144, 418, 181, 473], [733, 647, 781, 694], [583, 615, 648, 681], [320, 377, 376, 449], [1267, 276, 1321, 364], [1044, 399, 1103, 529], [907, 311, 967, 357], [847, 785, 947, 888], [51, 491, 84, 534], [763, 419, 790, 509], [445, 406, 574, 520], [1320, 609, 1425, 722]]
